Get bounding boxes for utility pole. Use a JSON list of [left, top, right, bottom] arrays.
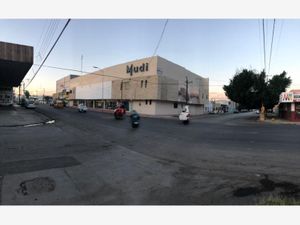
[[121, 80, 123, 101], [185, 76, 192, 105]]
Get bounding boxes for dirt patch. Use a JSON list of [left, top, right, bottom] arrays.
[[233, 175, 300, 199], [17, 177, 56, 196]]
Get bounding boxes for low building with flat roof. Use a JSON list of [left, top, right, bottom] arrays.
[[279, 89, 300, 121], [55, 56, 209, 115]]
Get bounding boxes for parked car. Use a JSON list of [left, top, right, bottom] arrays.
[[255, 109, 260, 114], [54, 100, 64, 108], [78, 103, 87, 113], [25, 100, 36, 109]]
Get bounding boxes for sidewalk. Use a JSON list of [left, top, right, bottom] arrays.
[[0, 105, 51, 127], [259, 117, 300, 125]]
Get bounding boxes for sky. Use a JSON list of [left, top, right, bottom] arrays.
[[1, 19, 300, 99]]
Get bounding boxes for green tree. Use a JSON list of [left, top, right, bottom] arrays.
[[223, 69, 291, 110], [223, 69, 257, 110], [265, 71, 291, 109], [24, 90, 30, 99]]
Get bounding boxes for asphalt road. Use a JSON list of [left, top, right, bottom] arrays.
[[1, 105, 300, 204]]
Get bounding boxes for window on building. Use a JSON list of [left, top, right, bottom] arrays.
[[202, 93, 204, 99], [141, 80, 144, 88], [146, 100, 148, 105], [145, 80, 148, 88], [149, 100, 152, 105], [174, 103, 178, 108], [139, 102, 141, 106]]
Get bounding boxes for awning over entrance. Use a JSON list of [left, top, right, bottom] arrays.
[[0, 41, 33, 87]]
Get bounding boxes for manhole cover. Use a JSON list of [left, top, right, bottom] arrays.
[[18, 177, 56, 195]]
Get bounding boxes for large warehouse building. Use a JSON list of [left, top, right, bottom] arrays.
[[55, 56, 209, 115]]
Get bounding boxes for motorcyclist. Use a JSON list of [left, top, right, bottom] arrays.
[[130, 110, 140, 127]]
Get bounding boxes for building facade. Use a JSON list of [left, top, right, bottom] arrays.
[[279, 90, 300, 121], [55, 56, 209, 115]]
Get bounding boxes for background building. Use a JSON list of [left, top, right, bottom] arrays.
[[279, 89, 300, 121], [0, 41, 33, 106], [55, 56, 209, 115]]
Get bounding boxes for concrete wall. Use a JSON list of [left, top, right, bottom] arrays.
[[155, 101, 183, 115], [75, 81, 112, 99], [132, 100, 156, 115], [111, 75, 159, 100], [0, 41, 33, 63], [157, 56, 209, 105]]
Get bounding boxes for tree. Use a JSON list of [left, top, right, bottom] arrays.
[[223, 69, 257, 110], [264, 71, 291, 109], [223, 69, 291, 110], [24, 90, 30, 99]]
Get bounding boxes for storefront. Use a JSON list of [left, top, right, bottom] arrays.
[[279, 90, 300, 121]]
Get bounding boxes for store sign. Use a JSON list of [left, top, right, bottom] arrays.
[[126, 63, 149, 76], [280, 92, 293, 103], [294, 94, 300, 102]]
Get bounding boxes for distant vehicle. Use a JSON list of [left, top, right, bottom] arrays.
[[25, 100, 36, 109], [54, 100, 64, 108], [233, 109, 239, 113], [179, 105, 190, 124], [49, 101, 54, 106], [78, 103, 87, 113], [255, 109, 260, 114], [114, 104, 126, 119]]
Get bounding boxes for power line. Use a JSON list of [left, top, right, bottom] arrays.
[[258, 19, 264, 71], [148, 19, 169, 65], [25, 19, 71, 89], [268, 19, 276, 75], [262, 19, 267, 73], [32, 63, 216, 87], [152, 19, 169, 56], [41, 20, 60, 57]]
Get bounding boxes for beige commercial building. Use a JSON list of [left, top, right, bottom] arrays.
[[55, 56, 209, 115]]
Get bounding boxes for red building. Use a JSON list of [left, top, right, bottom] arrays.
[[279, 90, 300, 121]]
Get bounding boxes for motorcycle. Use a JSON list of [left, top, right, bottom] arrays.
[[114, 105, 126, 120], [179, 105, 190, 125], [130, 110, 140, 128]]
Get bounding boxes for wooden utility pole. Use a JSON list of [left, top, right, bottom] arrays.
[[185, 76, 192, 105]]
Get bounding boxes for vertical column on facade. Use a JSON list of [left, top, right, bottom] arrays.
[[291, 102, 296, 121]]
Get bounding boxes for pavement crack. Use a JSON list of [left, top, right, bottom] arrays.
[[63, 168, 82, 194]]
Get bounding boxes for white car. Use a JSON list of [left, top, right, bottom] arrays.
[[179, 105, 190, 124], [25, 100, 36, 109], [78, 104, 87, 113]]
